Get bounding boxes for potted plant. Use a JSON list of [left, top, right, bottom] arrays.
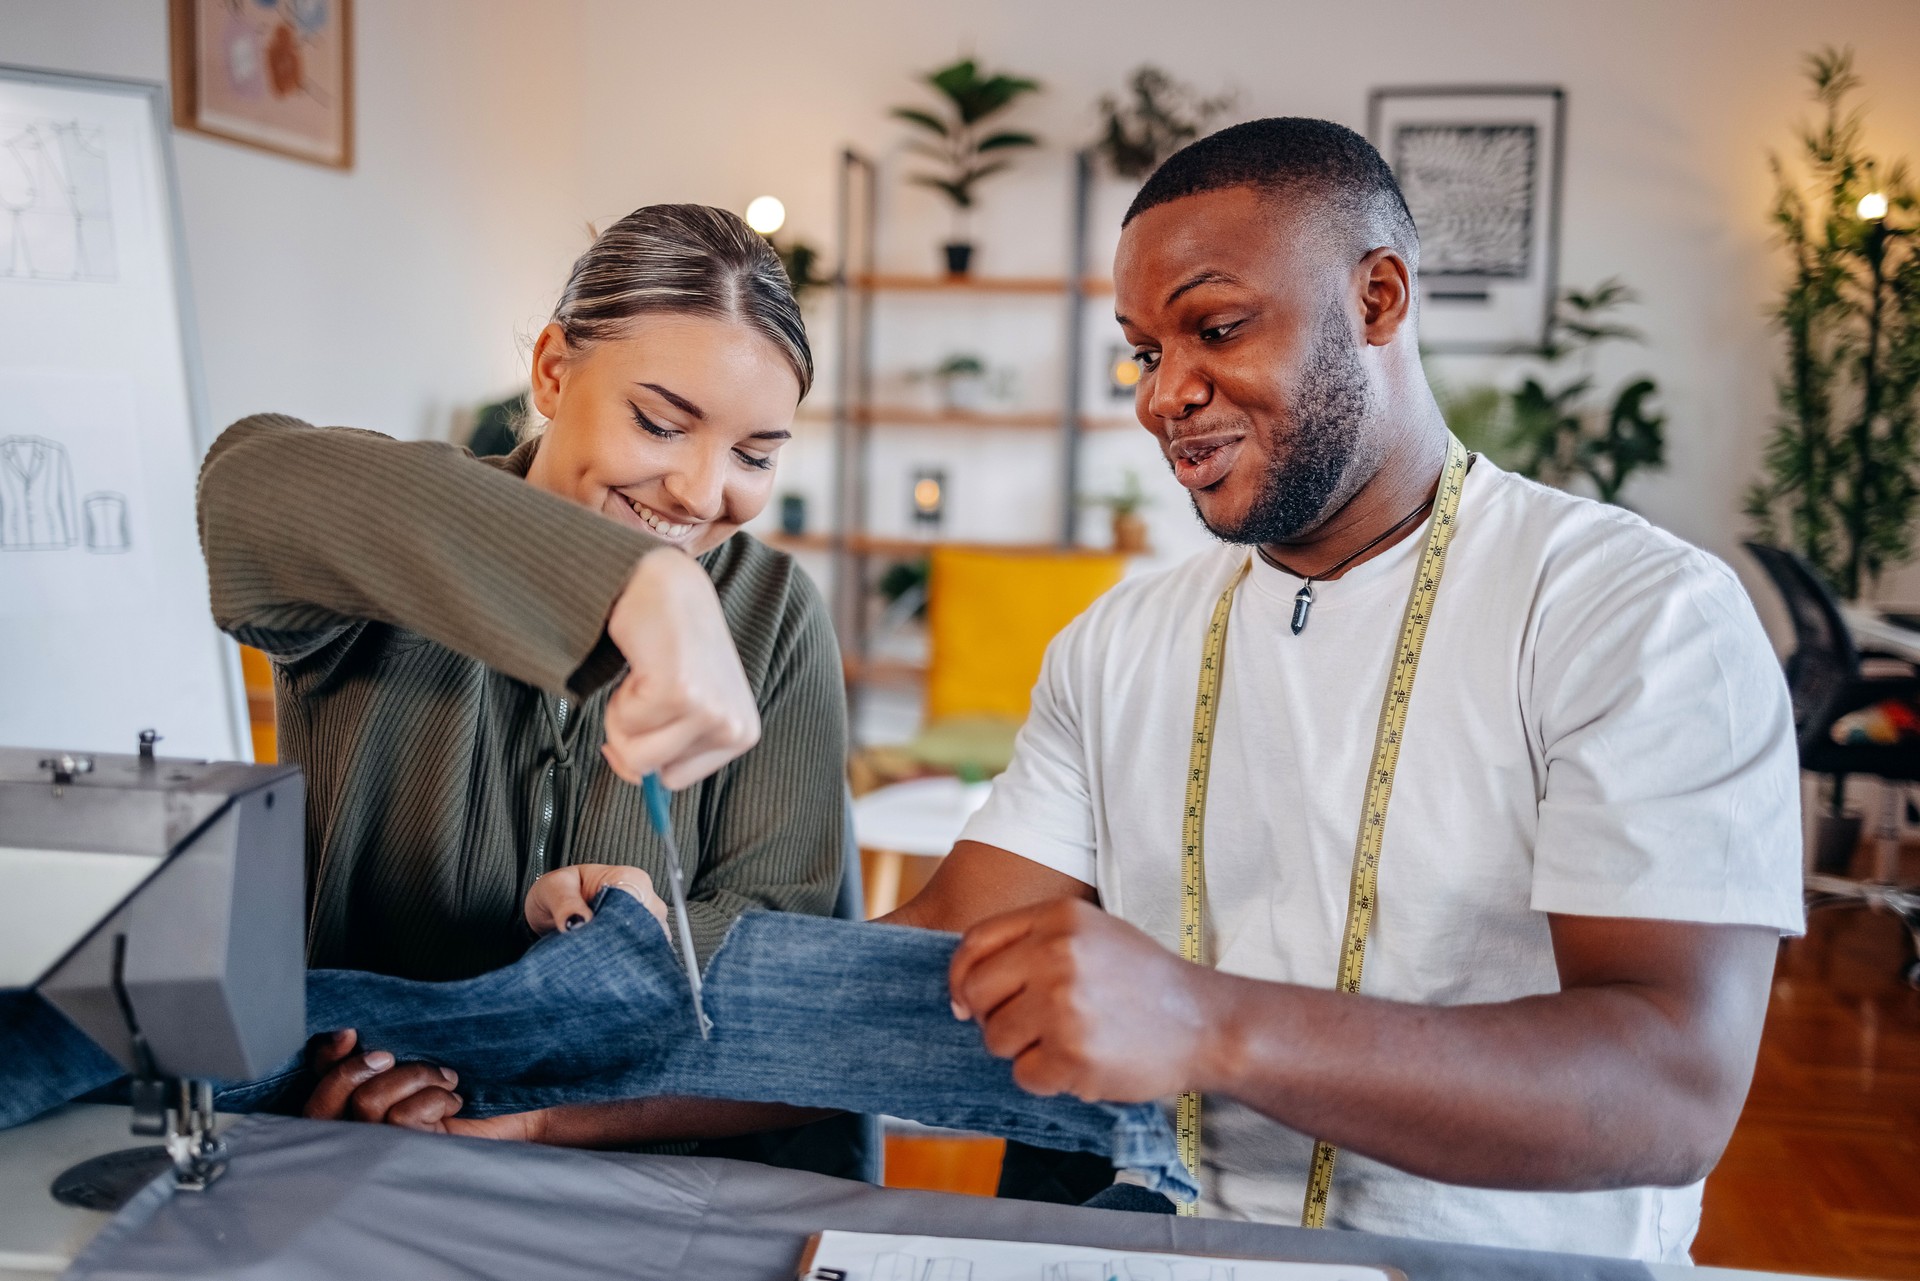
[[1744, 47, 1920, 602], [1434, 279, 1667, 507], [1082, 471, 1153, 553], [923, 353, 988, 411], [773, 238, 826, 301], [894, 58, 1041, 276], [1094, 65, 1237, 180]]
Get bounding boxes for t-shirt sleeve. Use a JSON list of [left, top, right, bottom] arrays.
[[1529, 552, 1805, 934], [958, 614, 1101, 886]]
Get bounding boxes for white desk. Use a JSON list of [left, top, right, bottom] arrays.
[[0, 1105, 1845, 1281], [0, 1105, 130, 1280]]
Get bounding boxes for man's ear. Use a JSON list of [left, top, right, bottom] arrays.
[[1356, 248, 1414, 347], [529, 322, 569, 419]]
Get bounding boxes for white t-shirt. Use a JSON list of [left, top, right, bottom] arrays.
[[961, 460, 1803, 1264]]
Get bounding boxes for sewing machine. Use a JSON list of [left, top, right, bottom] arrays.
[[0, 736, 304, 1206]]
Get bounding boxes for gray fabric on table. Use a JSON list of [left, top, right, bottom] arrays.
[[66, 1115, 1654, 1281]]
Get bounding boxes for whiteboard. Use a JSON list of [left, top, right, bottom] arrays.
[[0, 66, 247, 761]]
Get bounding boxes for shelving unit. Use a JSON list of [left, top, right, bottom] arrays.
[[799, 405, 1134, 430], [824, 148, 1106, 725]]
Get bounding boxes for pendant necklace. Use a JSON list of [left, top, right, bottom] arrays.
[[1258, 494, 1437, 636]]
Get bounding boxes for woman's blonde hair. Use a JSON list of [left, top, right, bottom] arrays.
[[546, 203, 813, 401]]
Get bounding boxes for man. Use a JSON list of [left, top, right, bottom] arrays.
[[889, 118, 1802, 1262], [310, 118, 1799, 1263]]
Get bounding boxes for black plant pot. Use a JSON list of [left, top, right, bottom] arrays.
[[943, 242, 974, 276]]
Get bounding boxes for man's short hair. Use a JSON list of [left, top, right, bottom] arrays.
[[1124, 117, 1420, 275]]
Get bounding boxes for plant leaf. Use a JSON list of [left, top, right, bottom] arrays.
[[890, 107, 950, 137], [907, 174, 973, 208], [976, 130, 1039, 152]]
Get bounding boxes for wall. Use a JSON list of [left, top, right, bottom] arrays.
[[4, 1, 1919, 594], [570, 0, 1920, 590], [0, 0, 589, 441]]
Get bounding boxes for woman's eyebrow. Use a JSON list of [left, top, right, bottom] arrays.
[[635, 382, 705, 420]]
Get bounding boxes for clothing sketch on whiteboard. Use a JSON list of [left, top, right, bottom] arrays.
[[0, 435, 78, 550], [82, 491, 129, 553], [0, 119, 117, 283]]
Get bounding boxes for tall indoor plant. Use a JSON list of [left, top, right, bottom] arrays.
[[1745, 48, 1920, 601], [894, 58, 1041, 275]]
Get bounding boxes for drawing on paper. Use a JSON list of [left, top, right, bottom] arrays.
[[0, 435, 78, 549], [0, 437, 134, 553], [83, 492, 130, 553], [814, 1250, 1231, 1281], [1391, 122, 1536, 278], [0, 120, 117, 283]]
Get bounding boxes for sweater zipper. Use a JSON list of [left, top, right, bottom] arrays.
[[529, 696, 571, 885]]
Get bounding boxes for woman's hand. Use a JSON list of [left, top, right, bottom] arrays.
[[302, 1029, 547, 1140], [602, 548, 761, 789], [524, 864, 668, 936]]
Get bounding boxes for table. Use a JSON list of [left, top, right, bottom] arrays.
[[852, 776, 991, 912], [0, 1106, 1844, 1281], [1840, 604, 1920, 664]]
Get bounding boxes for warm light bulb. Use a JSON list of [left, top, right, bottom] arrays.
[[913, 478, 942, 512], [1858, 191, 1889, 221], [1112, 357, 1142, 389], [745, 196, 787, 235]]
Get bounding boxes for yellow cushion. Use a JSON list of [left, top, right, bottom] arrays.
[[924, 547, 1126, 722]]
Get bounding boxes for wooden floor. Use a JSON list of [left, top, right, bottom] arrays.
[[1694, 861, 1920, 1279], [884, 860, 1920, 1279]]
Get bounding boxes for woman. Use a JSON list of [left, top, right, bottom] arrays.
[[198, 205, 845, 1142]]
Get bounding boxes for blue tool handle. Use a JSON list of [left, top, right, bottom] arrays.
[[641, 772, 673, 834]]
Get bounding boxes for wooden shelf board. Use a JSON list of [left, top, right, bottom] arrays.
[[768, 532, 1148, 560], [852, 274, 1113, 297], [796, 405, 1136, 431], [844, 654, 928, 685]]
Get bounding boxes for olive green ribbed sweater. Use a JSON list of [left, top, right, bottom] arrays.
[[196, 414, 846, 981]]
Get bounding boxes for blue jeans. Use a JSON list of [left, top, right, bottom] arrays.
[[1, 891, 1195, 1200]]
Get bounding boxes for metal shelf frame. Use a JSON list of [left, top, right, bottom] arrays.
[[827, 147, 1101, 712]]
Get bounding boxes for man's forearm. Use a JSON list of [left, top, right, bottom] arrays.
[[1197, 973, 1746, 1191], [533, 1097, 833, 1150]]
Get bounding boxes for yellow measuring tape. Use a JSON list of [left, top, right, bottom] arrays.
[[1175, 434, 1469, 1225]]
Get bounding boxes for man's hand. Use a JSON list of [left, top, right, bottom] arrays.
[[602, 548, 760, 790], [525, 864, 669, 936], [302, 1028, 548, 1140], [947, 898, 1224, 1103]]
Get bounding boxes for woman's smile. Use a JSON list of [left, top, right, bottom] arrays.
[[608, 488, 701, 544]]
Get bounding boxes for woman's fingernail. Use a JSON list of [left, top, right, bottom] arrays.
[[564, 914, 587, 932], [446, 1095, 463, 1113], [439, 1067, 458, 1085], [950, 999, 968, 1021], [365, 1051, 394, 1071]]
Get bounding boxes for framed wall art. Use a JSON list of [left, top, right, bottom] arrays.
[[1368, 85, 1564, 353], [169, 0, 353, 169]]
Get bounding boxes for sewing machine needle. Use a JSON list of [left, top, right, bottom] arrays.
[[641, 772, 712, 1039]]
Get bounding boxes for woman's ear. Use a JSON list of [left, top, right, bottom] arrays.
[[1356, 247, 1414, 347], [529, 322, 570, 419]]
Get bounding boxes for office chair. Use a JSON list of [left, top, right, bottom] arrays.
[[1743, 542, 1920, 988]]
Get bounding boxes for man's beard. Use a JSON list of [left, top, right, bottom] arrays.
[[1196, 305, 1373, 546]]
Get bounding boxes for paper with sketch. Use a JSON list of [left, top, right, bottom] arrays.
[[0, 370, 154, 616], [800, 1232, 1405, 1281]]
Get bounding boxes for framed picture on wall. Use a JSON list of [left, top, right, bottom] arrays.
[[1368, 86, 1564, 353], [169, 0, 353, 169]]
